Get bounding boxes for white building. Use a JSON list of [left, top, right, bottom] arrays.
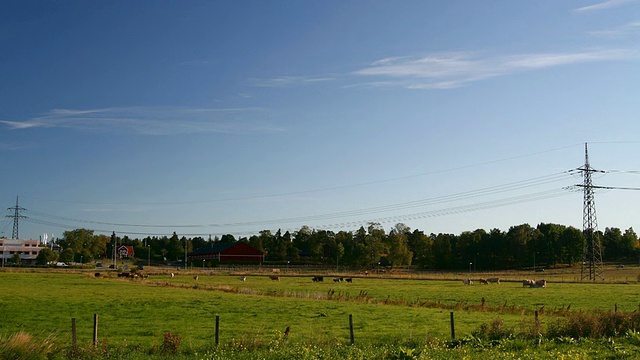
[[0, 238, 43, 265]]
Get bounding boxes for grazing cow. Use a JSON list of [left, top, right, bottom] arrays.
[[193, 276, 199, 281], [170, 272, 175, 278], [523, 279, 534, 287], [531, 279, 547, 288], [312, 276, 324, 282], [94, 272, 101, 277], [345, 278, 353, 283], [463, 279, 472, 285], [333, 278, 341, 283], [269, 275, 280, 281], [479, 278, 489, 285], [239, 276, 247, 282], [488, 277, 500, 284]]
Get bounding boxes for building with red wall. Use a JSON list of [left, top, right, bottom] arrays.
[[188, 242, 263, 263]]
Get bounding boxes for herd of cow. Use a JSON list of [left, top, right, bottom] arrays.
[[462, 277, 500, 285], [109, 272, 544, 288], [311, 276, 353, 283], [113, 272, 148, 279], [462, 277, 547, 288], [262, 276, 354, 282], [522, 279, 547, 288]]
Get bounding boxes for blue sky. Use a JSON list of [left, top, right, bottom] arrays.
[[1, 1, 640, 241]]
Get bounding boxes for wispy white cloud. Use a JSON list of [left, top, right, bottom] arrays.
[[588, 20, 640, 36], [251, 75, 334, 88], [0, 141, 33, 151], [353, 49, 638, 90], [572, 0, 637, 12], [0, 107, 285, 135], [0, 120, 49, 129], [503, 49, 635, 68]]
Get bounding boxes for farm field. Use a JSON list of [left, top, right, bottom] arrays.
[[2, 268, 640, 359], [163, 271, 640, 313], [0, 271, 521, 346]]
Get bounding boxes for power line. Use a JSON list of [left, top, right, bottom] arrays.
[[27, 210, 204, 228], [14, 141, 640, 240], [26, 172, 573, 231], [203, 173, 572, 228], [20, 143, 585, 206], [24, 184, 575, 239], [587, 185, 640, 191]]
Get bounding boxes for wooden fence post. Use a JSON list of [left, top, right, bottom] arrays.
[[93, 314, 99, 347], [534, 310, 539, 334], [450, 312, 455, 340], [71, 318, 77, 350], [349, 314, 354, 345], [215, 315, 220, 346]]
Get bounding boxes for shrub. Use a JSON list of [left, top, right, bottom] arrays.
[[547, 311, 640, 339], [161, 332, 182, 354], [472, 318, 514, 341]]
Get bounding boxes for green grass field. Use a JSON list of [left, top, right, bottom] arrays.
[[2, 267, 640, 359]]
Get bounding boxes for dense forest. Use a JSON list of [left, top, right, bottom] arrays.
[[39, 222, 640, 271]]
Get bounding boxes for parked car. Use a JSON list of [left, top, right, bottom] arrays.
[[56, 262, 68, 267]]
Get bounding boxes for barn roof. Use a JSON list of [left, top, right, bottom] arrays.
[[117, 245, 135, 255]]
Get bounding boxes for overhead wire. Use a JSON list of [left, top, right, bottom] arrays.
[[202, 172, 573, 228], [23, 171, 577, 237], [26, 172, 572, 229], [24, 188, 574, 238], [26, 210, 203, 228], [15, 141, 640, 238], [0, 209, 12, 237], [20, 143, 586, 206]]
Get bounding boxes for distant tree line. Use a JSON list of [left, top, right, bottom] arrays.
[[41, 223, 640, 270]]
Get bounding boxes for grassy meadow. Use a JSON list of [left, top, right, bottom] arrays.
[[2, 266, 640, 359]]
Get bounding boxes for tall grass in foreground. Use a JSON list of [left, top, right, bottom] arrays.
[[3, 333, 640, 360], [0, 331, 56, 360], [4, 312, 640, 360]]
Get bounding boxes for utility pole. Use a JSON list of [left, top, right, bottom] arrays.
[[6, 196, 26, 239], [111, 232, 117, 268], [577, 143, 605, 281]]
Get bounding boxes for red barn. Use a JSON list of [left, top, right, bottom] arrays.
[[188, 242, 264, 263], [117, 245, 135, 259]]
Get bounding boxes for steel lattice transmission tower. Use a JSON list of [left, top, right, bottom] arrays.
[[6, 196, 27, 239], [579, 143, 604, 281]]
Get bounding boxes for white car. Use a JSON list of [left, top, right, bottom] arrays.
[[55, 262, 68, 267]]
